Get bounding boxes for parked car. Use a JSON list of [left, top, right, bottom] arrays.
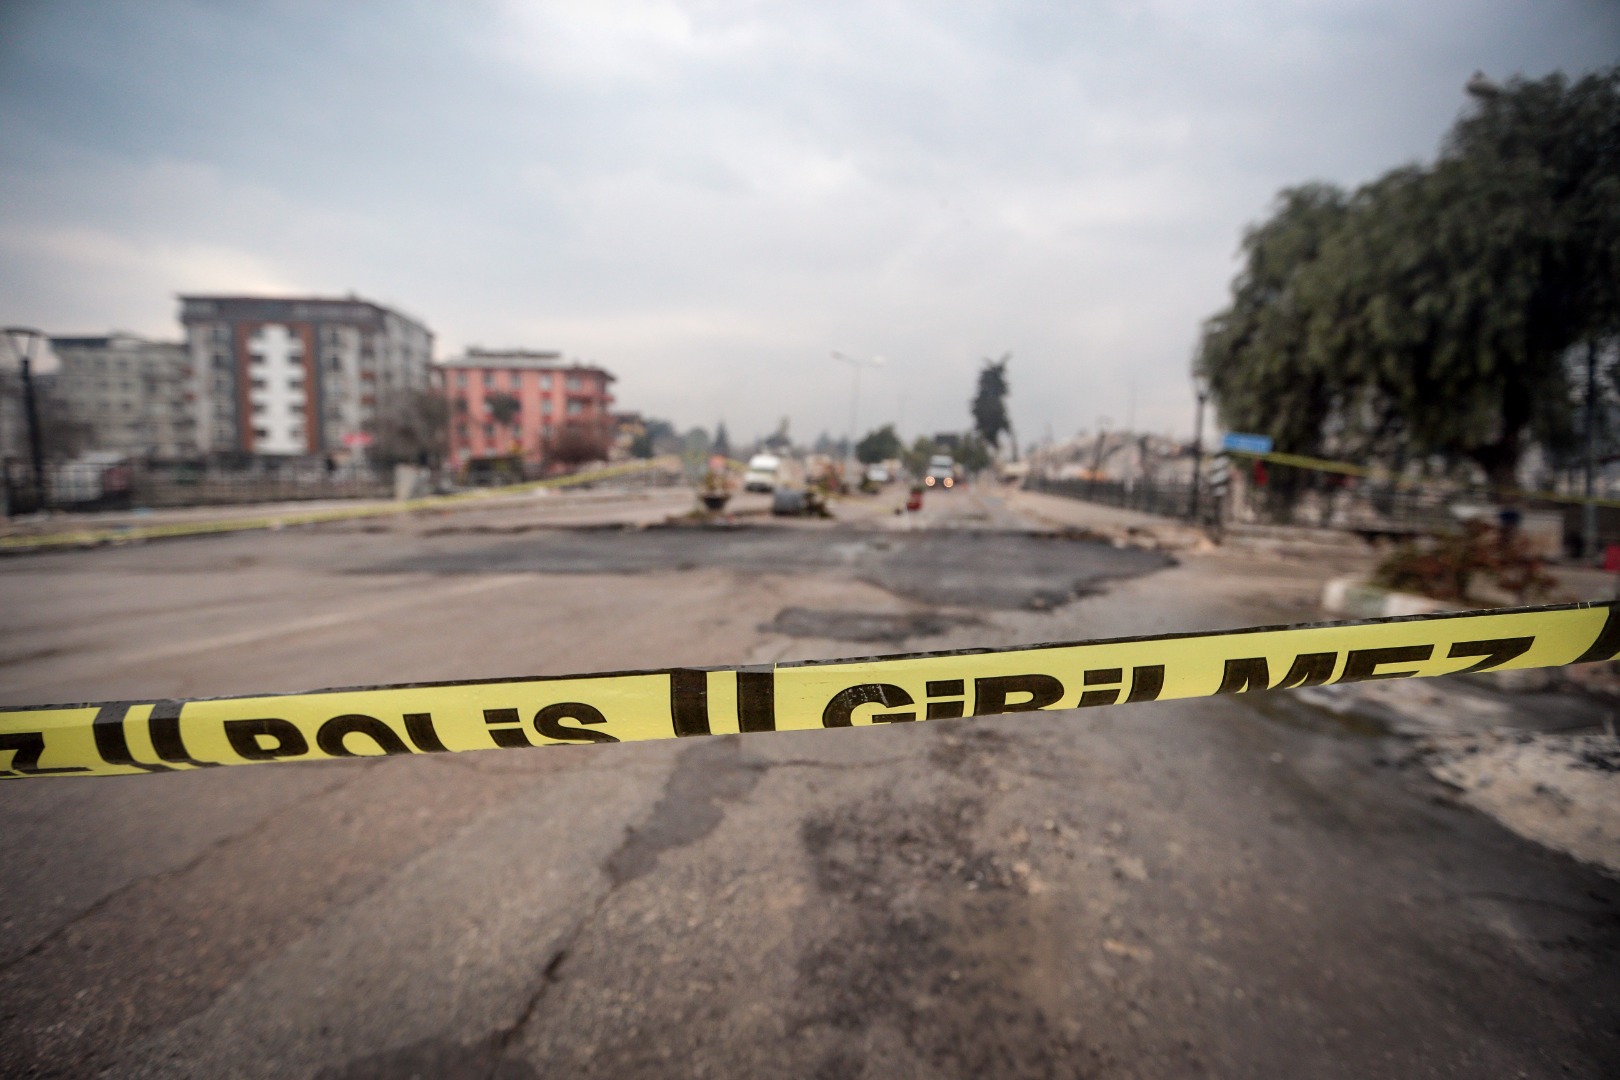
[[864, 464, 892, 485]]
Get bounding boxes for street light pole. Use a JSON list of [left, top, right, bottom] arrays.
[[4, 327, 48, 513], [1582, 341, 1598, 560], [1189, 375, 1208, 522], [831, 350, 883, 488], [1089, 416, 1112, 499]]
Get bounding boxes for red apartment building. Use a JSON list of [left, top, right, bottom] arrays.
[[438, 349, 616, 468]]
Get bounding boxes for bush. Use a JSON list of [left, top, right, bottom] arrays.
[[1372, 520, 1555, 603]]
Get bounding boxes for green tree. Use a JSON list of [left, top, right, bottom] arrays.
[[971, 353, 1012, 449], [956, 433, 992, 473], [855, 424, 902, 464], [901, 435, 936, 479], [1195, 184, 1350, 466], [485, 392, 521, 450], [630, 417, 677, 458], [1197, 67, 1620, 488]]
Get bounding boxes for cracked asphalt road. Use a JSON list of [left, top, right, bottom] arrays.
[[2, 485, 1618, 1077]]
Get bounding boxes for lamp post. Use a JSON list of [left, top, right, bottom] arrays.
[[1582, 341, 1598, 560], [3, 327, 48, 513], [1188, 373, 1209, 522], [1088, 416, 1112, 498], [831, 350, 883, 488]]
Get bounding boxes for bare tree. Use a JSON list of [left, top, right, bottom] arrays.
[[370, 388, 449, 466]]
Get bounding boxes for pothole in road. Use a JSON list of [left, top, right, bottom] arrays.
[[763, 607, 983, 644]]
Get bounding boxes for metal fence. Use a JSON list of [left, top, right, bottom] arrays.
[[1023, 469, 1605, 557], [127, 471, 393, 507], [3, 460, 391, 514], [1023, 475, 1221, 525], [1025, 471, 1471, 535]]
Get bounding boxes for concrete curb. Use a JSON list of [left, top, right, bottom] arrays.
[[1321, 576, 1455, 619]]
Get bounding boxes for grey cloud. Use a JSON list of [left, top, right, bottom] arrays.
[[2, 0, 1617, 443]]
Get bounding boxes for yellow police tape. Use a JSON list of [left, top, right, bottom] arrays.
[[4, 601, 1618, 778], [0, 458, 677, 553]]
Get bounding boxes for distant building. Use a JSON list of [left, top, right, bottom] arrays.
[[438, 349, 616, 466], [49, 333, 193, 458], [178, 294, 433, 457]]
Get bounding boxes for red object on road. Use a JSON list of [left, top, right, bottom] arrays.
[[906, 490, 923, 512]]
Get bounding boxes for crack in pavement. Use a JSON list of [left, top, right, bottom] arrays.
[[0, 763, 380, 976], [480, 736, 768, 1074]]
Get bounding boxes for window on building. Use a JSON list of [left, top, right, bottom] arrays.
[[251, 378, 266, 390], [566, 375, 583, 391], [456, 372, 467, 388], [250, 353, 265, 365], [328, 356, 342, 371], [540, 373, 552, 390], [484, 424, 495, 441], [253, 427, 269, 439], [214, 325, 230, 342], [567, 400, 583, 416], [541, 398, 553, 414], [252, 403, 266, 415], [483, 372, 494, 387]]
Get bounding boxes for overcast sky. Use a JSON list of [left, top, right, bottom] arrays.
[[2, 1, 1616, 446]]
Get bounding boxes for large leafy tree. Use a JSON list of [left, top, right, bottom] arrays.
[[1198, 67, 1620, 488], [1197, 184, 1350, 462], [971, 354, 1012, 449], [855, 423, 902, 464]]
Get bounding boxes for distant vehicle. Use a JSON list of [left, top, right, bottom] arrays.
[[924, 454, 958, 489], [743, 453, 782, 492], [864, 464, 891, 485], [998, 460, 1030, 485]]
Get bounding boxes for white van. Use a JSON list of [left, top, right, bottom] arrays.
[[743, 453, 782, 492]]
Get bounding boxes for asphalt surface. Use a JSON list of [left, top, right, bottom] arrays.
[[375, 525, 1170, 610], [2, 484, 1618, 1078]]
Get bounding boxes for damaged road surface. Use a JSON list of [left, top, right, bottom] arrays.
[[1, 486, 1617, 1077]]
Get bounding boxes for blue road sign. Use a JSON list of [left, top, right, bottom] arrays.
[[1221, 432, 1274, 455]]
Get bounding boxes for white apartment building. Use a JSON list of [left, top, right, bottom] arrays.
[[178, 294, 433, 457]]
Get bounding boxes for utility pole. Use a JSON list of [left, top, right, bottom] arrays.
[[831, 350, 883, 489], [1189, 375, 1208, 522], [1089, 416, 1112, 498], [4, 327, 48, 514], [1583, 340, 1599, 560]]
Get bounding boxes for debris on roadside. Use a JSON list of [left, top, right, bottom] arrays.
[[1414, 731, 1620, 877]]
